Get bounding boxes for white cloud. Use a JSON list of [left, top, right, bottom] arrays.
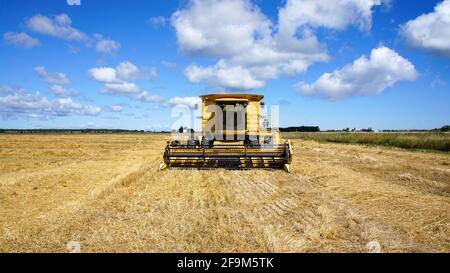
[[34, 68, 78, 98], [401, 0, 450, 57], [67, 0, 81, 6], [173, 0, 383, 91], [137, 91, 165, 103], [278, 0, 382, 37], [88, 67, 117, 83], [96, 38, 120, 55], [172, 0, 271, 57], [26, 13, 88, 41], [89, 61, 156, 85], [26, 13, 120, 55], [50, 85, 79, 97], [3, 32, 39, 48], [294, 46, 418, 100], [55, 14, 72, 25], [185, 62, 265, 90], [0, 86, 100, 118], [81, 105, 101, 116], [164, 96, 201, 108], [108, 105, 124, 112], [35, 66, 70, 85], [149, 16, 169, 26], [89, 61, 162, 101], [51, 97, 82, 115], [0, 92, 50, 114], [116, 61, 140, 81], [161, 60, 178, 68], [0, 85, 26, 94], [103, 82, 140, 93]]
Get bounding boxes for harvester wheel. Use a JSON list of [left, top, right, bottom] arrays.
[[170, 140, 180, 147], [246, 139, 260, 147], [264, 136, 273, 144], [201, 137, 213, 148], [187, 138, 199, 148]]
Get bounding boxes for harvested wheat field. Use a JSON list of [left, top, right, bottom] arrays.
[[0, 133, 449, 252]]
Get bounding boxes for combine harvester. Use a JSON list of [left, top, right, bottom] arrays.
[[159, 94, 293, 172]]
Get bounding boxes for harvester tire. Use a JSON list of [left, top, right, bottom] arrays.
[[246, 139, 260, 147], [264, 136, 273, 144], [170, 140, 180, 147], [201, 137, 213, 148], [187, 138, 199, 148]]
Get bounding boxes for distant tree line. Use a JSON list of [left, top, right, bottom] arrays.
[[382, 125, 450, 133], [0, 129, 170, 134], [326, 127, 373, 132], [280, 126, 320, 132]]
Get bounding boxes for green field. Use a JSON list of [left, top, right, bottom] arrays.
[[282, 132, 450, 152]]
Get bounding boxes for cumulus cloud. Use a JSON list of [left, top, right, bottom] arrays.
[[172, 0, 271, 57], [50, 85, 79, 97], [96, 39, 120, 55], [164, 96, 201, 108], [35, 66, 70, 85], [400, 0, 450, 57], [26, 13, 88, 41], [89, 61, 157, 85], [67, 0, 81, 6], [0, 85, 26, 94], [0, 92, 49, 114], [81, 105, 101, 115], [88, 67, 117, 83], [136, 91, 165, 103], [3, 32, 39, 48], [294, 46, 418, 100], [34, 67, 79, 98], [88, 62, 196, 107], [115, 61, 140, 81], [278, 0, 382, 37], [173, 0, 384, 91], [51, 97, 81, 115], [26, 13, 120, 55], [185, 62, 265, 90], [89, 61, 162, 102], [94, 34, 121, 55], [103, 82, 140, 94], [0, 86, 100, 119]]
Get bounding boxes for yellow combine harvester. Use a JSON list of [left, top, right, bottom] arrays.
[[159, 94, 293, 172]]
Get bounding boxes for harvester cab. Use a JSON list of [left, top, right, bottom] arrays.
[[159, 94, 293, 172]]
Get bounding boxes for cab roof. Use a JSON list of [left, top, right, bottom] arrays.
[[200, 94, 264, 102]]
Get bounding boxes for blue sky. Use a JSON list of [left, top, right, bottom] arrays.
[[0, 0, 449, 130]]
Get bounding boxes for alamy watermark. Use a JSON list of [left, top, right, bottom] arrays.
[[169, 102, 281, 143]]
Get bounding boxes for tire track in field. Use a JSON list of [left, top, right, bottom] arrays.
[[219, 168, 420, 252], [219, 170, 323, 251]]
